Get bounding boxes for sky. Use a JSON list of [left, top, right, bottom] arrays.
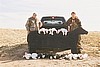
[[0, 0, 100, 31]]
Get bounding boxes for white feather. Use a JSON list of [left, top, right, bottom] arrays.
[[54, 55, 57, 59], [78, 54, 83, 59], [23, 52, 31, 60], [48, 28, 57, 35], [83, 53, 88, 59], [50, 56, 53, 59], [38, 28, 49, 34], [68, 54, 73, 60], [42, 55, 45, 58], [31, 53, 38, 59], [57, 28, 67, 35], [73, 54, 78, 60]]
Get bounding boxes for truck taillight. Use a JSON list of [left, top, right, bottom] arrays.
[[52, 16, 55, 19]]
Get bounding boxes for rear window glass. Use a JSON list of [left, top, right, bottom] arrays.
[[41, 17, 66, 22]]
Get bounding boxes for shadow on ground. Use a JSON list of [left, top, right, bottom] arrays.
[[0, 43, 69, 63], [0, 44, 28, 62]]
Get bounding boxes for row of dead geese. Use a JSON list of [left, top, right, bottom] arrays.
[[23, 52, 88, 60], [38, 28, 68, 35]]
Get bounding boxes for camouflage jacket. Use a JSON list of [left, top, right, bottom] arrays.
[[66, 17, 81, 31], [25, 17, 39, 32]]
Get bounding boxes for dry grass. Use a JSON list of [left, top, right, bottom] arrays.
[[0, 28, 100, 67]]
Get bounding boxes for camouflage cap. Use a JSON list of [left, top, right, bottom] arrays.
[[71, 12, 76, 15], [33, 13, 37, 16]]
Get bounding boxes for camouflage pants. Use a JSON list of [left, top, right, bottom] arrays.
[[77, 35, 82, 53], [77, 35, 81, 48], [70, 27, 81, 49]]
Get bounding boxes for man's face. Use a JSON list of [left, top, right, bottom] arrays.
[[71, 14, 76, 18], [32, 14, 37, 18]]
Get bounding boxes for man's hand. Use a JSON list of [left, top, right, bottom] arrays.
[[27, 31, 30, 34], [68, 26, 71, 32], [70, 24, 72, 26]]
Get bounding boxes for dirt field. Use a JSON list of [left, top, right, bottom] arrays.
[[0, 28, 100, 67]]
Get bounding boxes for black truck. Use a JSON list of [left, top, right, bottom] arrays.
[[27, 16, 88, 54]]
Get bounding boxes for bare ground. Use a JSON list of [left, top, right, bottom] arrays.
[[0, 28, 100, 67]]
